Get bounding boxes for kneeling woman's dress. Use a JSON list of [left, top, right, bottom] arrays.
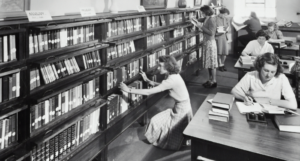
[[145, 74, 193, 150]]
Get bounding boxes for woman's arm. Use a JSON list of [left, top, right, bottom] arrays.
[[148, 80, 160, 86], [119, 82, 162, 96], [270, 98, 297, 110], [201, 17, 217, 36]]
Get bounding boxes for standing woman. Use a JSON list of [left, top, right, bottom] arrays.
[[193, 5, 218, 88], [215, 8, 230, 72], [119, 55, 193, 150]]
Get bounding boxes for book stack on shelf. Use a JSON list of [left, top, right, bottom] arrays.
[[0, 70, 21, 103], [209, 93, 235, 122], [169, 13, 183, 24], [107, 18, 142, 38], [169, 41, 183, 56], [146, 15, 166, 29], [0, 114, 18, 150], [147, 48, 166, 70], [0, 35, 17, 63], [186, 36, 196, 49]]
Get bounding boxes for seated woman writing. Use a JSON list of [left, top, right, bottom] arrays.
[[241, 30, 274, 57], [264, 22, 285, 43], [231, 52, 297, 110], [119, 55, 193, 150]]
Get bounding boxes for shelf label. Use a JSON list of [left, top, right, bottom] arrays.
[[80, 7, 96, 17], [26, 10, 52, 22]]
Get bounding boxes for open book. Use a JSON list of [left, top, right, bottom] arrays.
[[236, 102, 285, 114]]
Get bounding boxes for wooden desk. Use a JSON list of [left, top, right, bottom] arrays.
[[183, 94, 300, 161], [234, 58, 294, 80]]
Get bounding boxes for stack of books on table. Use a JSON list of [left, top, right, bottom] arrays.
[[274, 109, 300, 133], [209, 93, 235, 122], [239, 56, 253, 68]]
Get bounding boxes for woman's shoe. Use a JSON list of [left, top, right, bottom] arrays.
[[218, 66, 224, 72], [202, 81, 210, 87], [205, 82, 217, 88], [223, 66, 227, 71]]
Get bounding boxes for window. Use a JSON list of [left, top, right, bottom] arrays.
[[243, 0, 276, 18]]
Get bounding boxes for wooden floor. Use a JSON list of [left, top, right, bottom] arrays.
[[106, 55, 239, 161]]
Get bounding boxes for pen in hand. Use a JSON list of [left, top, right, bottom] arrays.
[[241, 87, 254, 105]]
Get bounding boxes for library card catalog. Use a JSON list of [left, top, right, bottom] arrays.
[[80, 7, 96, 17], [26, 10, 52, 22]]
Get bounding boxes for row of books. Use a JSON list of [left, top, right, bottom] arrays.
[[31, 108, 100, 161], [148, 48, 166, 69], [186, 36, 196, 48], [146, 15, 166, 29], [29, 25, 95, 55], [169, 42, 183, 56], [0, 114, 17, 150], [147, 33, 165, 47], [0, 72, 20, 103], [107, 59, 143, 90], [30, 68, 41, 91], [0, 35, 17, 63], [172, 27, 184, 38], [76, 50, 102, 70], [169, 13, 183, 24], [30, 78, 99, 132], [107, 18, 142, 38], [40, 57, 80, 84], [209, 93, 235, 122], [107, 81, 143, 124], [106, 41, 136, 61]]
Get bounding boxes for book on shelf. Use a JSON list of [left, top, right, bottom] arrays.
[[1, 35, 17, 63], [274, 111, 300, 133], [212, 92, 235, 110]]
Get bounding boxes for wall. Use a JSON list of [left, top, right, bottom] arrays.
[[223, 0, 300, 22], [30, 0, 210, 17]]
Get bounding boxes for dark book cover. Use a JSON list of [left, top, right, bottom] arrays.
[[95, 76, 100, 95], [8, 76, 12, 100], [1, 77, 8, 102], [70, 27, 74, 45], [10, 114, 18, 143], [30, 105, 36, 133], [47, 31, 52, 50], [71, 124, 76, 148], [12, 73, 16, 99], [53, 30, 57, 49], [63, 129, 67, 155], [58, 132, 64, 159], [67, 126, 72, 152], [0, 37, 3, 62], [61, 92, 66, 115], [41, 101, 45, 126], [79, 119, 83, 144], [54, 95, 59, 118], [49, 138, 54, 161], [54, 135, 59, 159]]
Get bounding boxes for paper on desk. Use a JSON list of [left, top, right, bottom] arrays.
[[236, 102, 262, 114], [232, 16, 247, 31]]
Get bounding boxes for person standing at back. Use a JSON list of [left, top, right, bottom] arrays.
[[215, 7, 230, 72]]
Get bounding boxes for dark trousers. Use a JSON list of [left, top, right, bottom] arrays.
[[238, 34, 256, 46]]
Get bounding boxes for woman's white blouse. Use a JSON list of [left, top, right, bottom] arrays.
[[243, 40, 274, 56], [233, 71, 295, 100]]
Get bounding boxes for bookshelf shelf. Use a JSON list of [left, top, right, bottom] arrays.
[[30, 19, 111, 32], [0, 28, 26, 35], [0, 60, 26, 73], [27, 40, 102, 62], [105, 31, 144, 42]]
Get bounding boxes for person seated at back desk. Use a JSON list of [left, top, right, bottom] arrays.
[[241, 30, 274, 57], [264, 22, 285, 43], [234, 11, 262, 46], [231, 52, 297, 110]]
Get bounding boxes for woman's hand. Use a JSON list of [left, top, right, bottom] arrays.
[[140, 71, 149, 82], [119, 82, 130, 93], [243, 96, 254, 106]]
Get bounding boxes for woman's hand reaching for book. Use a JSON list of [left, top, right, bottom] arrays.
[[140, 71, 150, 82], [119, 82, 130, 93]]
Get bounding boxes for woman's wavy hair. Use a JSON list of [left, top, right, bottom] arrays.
[[256, 30, 270, 40], [254, 52, 283, 77], [250, 11, 259, 20], [267, 22, 279, 30], [158, 55, 180, 74], [200, 5, 214, 16]]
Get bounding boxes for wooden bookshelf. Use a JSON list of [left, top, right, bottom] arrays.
[[0, 7, 204, 161]]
